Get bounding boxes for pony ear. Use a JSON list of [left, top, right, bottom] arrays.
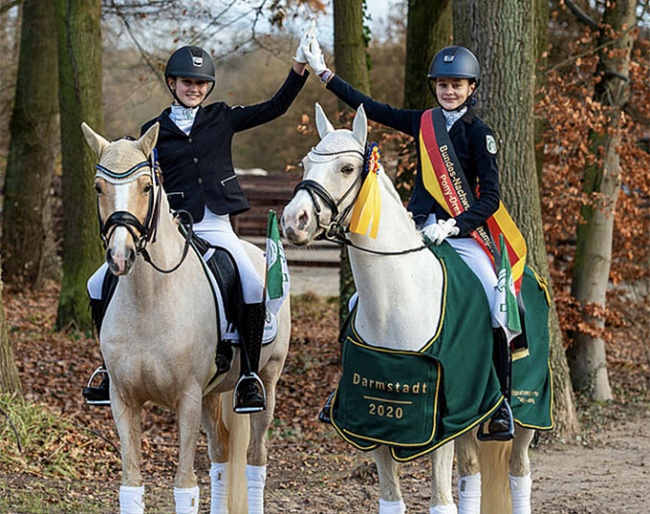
[[81, 122, 110, 158], [138, 122, 160, 157], [352, 104, 368, 147], [315, 102, 334, 139]]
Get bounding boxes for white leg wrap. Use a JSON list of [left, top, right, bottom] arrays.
[[430, 504, 458, 514], [246, 464, 266, 514], [210, 462, 229, 514], [458, 473, 481, 514], [174, 486, 200, 514], [119, 485, 145, 514], [510, 473, 532, 514], [379, 498, 406, 514]]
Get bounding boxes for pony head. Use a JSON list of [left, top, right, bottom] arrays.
[[81, 122, 160, 275], [282, 103, 371, 245]]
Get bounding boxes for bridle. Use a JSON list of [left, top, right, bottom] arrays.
[[95, 149, 193, 274], [293, 145, 437, 257], [292, 148, 366, 242]]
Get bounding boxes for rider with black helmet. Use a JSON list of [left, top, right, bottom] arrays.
[[84, 34, 311, 414], [300, 28, 517, 443]]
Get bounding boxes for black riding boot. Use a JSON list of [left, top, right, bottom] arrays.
[[234, 302, 266, 413], [478, 328, 515, 441], [82, 298, 110, 405]]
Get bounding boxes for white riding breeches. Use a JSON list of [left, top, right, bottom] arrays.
[[423, 214, 500, 328], [87, 207, 264, 305]]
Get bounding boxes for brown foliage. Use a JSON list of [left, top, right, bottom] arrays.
[[538, 27, 649, 345]]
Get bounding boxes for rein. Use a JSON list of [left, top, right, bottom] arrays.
[[96, 157, 194, 274], [295, 148, 436, 257]]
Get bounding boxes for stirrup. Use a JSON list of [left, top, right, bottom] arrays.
[[318, 390, 335, 424], [477, 400, 515, 442], [83, 367, 111, 406], [233, 373, 266, 414]]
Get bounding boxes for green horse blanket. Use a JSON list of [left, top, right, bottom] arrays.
[[330, 242, 553, 461]]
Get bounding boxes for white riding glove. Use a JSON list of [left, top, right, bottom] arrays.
[[301, 23, 330, 77], [293, 22, 313, 64], [421, 218, 460, 245]]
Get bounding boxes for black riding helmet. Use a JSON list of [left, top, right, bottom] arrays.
[[165, 46, 216, 107], [427, 46, 481, 111]]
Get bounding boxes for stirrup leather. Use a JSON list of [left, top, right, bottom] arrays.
[[83, 367, 111, 406], [233, 372, 266, 413]]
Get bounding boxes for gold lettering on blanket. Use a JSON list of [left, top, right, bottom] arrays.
[[353, 373, 429, 395]]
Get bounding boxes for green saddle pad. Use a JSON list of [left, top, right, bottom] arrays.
[[330, 242, 553, 462]]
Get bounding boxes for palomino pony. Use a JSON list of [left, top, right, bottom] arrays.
[[81, 122, 291, 514], [281, 104, 551, 514]]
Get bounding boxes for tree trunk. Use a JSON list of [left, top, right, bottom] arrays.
[[333, 0, 371, 326], [404, 0, 452, 110], [454, 1, 580, 439], [54, 0, 104, 332], [2, 0, 59, 289], [567, 0, 637, 400], [0, 269, 22, 395]]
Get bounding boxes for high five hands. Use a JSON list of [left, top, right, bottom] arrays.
[[299, 21, 332, 81]]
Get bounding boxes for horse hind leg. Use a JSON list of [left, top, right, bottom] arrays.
[[201, 391, 230, 514], [509, 427, 535, 514], [371, 446, 406, 514]]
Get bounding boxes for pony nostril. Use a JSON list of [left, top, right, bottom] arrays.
[[298, 211, 309, 231]]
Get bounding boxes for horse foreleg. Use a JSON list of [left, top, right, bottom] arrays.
[[174, 388, 203, 514], [455, 431, 481, 514], [371, 446, 405, 514], [112, 397, 145, 514], [429, 441, 457, 514], [509, 427, 534, 514]]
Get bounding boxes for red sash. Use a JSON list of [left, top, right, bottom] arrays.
[[419, 108, 527, 293]]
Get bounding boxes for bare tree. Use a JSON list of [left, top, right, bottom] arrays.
[[54, 0, 105, 331], [454, 0, 580, 439], [2, 0, 59, 288], [565, 0, 639, 400]]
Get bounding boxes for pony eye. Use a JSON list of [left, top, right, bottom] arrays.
[[341, 163, 355, 175], [94, 182, 103, 195], [143, 183, 153, 194]]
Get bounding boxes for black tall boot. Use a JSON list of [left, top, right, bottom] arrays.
[[478, 328, 515, 441], [233, 302, 266, 413], [82, 298, 110, 405]]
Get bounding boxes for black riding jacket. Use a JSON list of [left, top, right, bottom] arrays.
[[326, 75, 500, 236], [141, 68, 308, 222]]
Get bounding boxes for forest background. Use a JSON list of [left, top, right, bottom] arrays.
[[0, 0, 648, 511]]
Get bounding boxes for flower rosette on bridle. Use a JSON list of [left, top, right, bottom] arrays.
[[349, 142, 381, 238]]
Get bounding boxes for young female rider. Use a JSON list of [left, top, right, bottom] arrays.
[[84, 39, 310, 413], [301, 33, 516, 440]]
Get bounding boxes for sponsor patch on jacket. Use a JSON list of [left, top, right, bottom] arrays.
[[486, 135, 497, 155]]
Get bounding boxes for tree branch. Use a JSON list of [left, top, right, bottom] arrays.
[[564, 0, 599, 30]]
